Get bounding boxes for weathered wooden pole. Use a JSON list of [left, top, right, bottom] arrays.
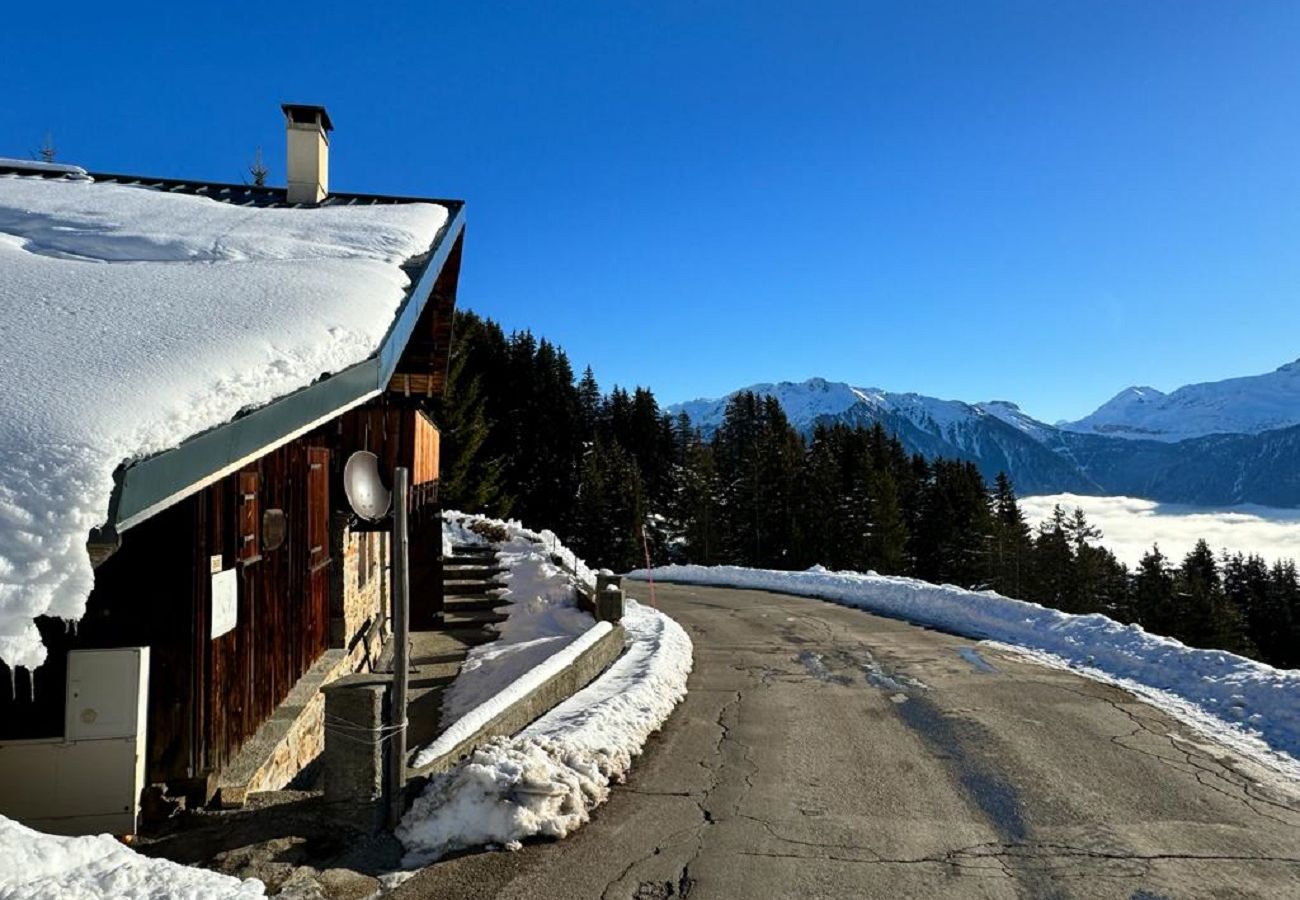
[[388, 467, 411, 830]]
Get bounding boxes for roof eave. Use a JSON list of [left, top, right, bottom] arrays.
[[108, 203, 466, 536]]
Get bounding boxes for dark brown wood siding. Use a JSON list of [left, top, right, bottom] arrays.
[[193, 438, 333, 778]]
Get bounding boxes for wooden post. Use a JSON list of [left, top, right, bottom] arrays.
[[387, 468, 410, 830]]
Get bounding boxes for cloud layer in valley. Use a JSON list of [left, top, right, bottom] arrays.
[[1020, 494, 1300, 568]]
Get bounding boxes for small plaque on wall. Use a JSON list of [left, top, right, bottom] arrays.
[[211, 568, 237, 639]]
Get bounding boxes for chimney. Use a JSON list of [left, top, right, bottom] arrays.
[[281, 103, 333, 204]]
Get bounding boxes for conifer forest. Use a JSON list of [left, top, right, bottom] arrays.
[[437, 310, 1300, 670]]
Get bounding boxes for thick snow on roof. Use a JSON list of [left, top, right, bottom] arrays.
[[0, 174, 447, 670]]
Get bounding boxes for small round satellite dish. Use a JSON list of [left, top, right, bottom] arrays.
[[343, 451, 392, 521]]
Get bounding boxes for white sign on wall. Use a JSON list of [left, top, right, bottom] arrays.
[[211, 568, 237, 639]]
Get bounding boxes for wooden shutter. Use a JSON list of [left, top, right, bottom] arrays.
[[307, 447, 330, 572], [238, 468, 261, 564]]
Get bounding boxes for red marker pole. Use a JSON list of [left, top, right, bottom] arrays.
[[640, 522, 657, 608]]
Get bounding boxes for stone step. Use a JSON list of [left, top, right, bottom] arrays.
[[443, 598, 506, 614], [442, 580, 501, 595], [440, 610, 509, 628], [441, 565, 506, 578], [450, 544, 496, 556]]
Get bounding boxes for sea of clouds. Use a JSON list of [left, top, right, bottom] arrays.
[[1020, 494, 1300, 568]]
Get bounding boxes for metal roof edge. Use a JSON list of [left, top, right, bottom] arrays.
[[111, 205, 466, 533], [115, 362, 381, 531]]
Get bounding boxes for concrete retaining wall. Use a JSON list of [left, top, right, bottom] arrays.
[[408, 622, 626, 778]]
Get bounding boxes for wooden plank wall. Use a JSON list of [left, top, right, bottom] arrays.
[[194, 439, 332, 777]]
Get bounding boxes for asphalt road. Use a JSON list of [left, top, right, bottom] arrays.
[[393, 582, 1300, 900]]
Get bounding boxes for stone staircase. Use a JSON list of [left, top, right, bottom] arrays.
[[440, 544, 509, 630], [372, 543, 511, 753]]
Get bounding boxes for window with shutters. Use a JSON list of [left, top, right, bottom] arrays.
[[238, 469, 261, 565], [307, 447, 330, 572]]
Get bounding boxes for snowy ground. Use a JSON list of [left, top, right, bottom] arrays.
[[0, 173, 446, 671], [397, 515, 693, 865], [628, 564, 1300, 780], [0, 813, 265, 900], [1021, 493, 1300, 568]]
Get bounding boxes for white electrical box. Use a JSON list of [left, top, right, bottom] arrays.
[[65, 647, 150, 742]]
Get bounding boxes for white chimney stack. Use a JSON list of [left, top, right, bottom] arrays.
[[281, 103, 333, 204]]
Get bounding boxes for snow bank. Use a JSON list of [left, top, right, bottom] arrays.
[[628, 564, 1300, 772], [0, 813, 264, 899], [398, 518, 692, 864], [437, 524, 600, 727], [0, 175, 446, 670]]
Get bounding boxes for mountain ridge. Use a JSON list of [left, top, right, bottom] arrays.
[[668, 360, 1300, 507]]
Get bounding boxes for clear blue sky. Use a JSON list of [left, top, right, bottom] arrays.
[[4, 2, 1299, 422]]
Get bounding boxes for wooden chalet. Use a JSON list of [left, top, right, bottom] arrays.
[[0, 106, 463, 832]]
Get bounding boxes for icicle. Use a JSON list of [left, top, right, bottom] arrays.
[[7, 665, 13, 702]]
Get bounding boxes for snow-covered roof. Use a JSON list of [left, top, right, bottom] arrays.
[[0, 166, 460, 670]]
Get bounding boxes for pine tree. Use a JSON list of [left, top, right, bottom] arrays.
[[1267, 561, 1300, 668], [1030, 505, 1075, 610], [676, 437, 721, 565], [572, 438, 645, 571], [576, 366, 602, 444], [796, 426, 840, 568], [1224, 553, 1289, 666], [1065, 507, 1108, 614], [1176, 540, 1252, 656], [866, 466, 908, 575], [989, 473, 1032, 597], [434, 326, 509, 515], [1134, 545, 1178, 636]]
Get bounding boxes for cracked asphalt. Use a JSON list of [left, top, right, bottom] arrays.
[[391, 582, 1300, 899]]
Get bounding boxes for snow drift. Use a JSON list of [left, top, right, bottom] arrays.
[[0, 173, 446, 670], [399, 599, 691, 864], [629, 564, 1300, 773], [0, 813, 265, 899]]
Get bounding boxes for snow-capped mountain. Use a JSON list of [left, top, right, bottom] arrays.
[[669, 363, 1300, 507], [669, 378, 1098, 495], [1061, 359, 1300, 442]]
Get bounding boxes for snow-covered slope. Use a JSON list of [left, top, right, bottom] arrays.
[[0, 173, 446, 670], [1063, 360, 1300, 441]]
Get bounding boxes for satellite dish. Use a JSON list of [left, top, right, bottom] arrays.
[[343, 451, 392, 521]]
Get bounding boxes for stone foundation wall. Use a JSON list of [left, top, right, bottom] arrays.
[[341, 527, 387, 666]]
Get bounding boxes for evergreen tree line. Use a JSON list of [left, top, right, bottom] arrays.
[[436, 310, 1300, 670]]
